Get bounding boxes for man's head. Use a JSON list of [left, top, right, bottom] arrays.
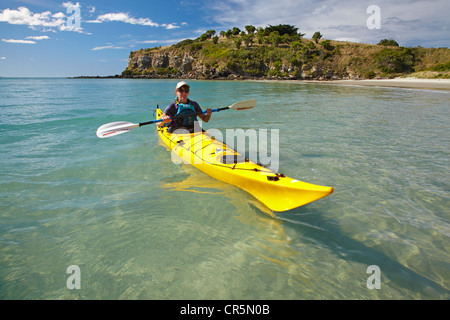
[[176, 81, 190, 93]]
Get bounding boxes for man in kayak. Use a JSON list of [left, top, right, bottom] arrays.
[[158, 81, 212, 133]]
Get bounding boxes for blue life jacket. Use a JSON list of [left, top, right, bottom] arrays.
[[175, 101, 197, 128]]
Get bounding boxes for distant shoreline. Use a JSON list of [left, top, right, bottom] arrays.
[[256, 77, 450, 91], [68, 75, 450, 91], [304, 78, 450, 91]]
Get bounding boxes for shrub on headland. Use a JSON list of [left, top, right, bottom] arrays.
[[431, 61, 450, 71], [375, 47, 416, 74]]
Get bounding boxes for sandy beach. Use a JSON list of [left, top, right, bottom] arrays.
[[306, 78, 450, 91]]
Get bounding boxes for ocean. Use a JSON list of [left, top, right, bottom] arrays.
[[0, 77, 448, 299]]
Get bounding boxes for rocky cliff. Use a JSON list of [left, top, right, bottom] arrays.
[[125, 46, 233, 80], [128, 51, 196, 75]]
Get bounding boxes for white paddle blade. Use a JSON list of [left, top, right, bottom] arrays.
[[96, 121, 139, 138], [229, 99, 256, 111]]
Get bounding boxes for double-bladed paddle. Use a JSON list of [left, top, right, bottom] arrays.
[[96, 99, 256, 138]]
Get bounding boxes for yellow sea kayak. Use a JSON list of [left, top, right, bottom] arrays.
[[156, 107, 333, 212]]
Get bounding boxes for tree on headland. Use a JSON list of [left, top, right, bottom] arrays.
[[378, 39, 399, 46], [234, 38, 242, 49], [264, 24, 299, 36], [321, 39, 334, 51], [268, 31, 281, 47], [256, 27, 265, 44], [245, 25, 256, 34], [198, 30, 216, 41], [290, 40, 304, 51], [312, 31, 322, 44], [242, 34, 253, 48], [231, 27, 241, 35]]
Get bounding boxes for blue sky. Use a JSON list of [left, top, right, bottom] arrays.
[[0, 0, 449, 77]]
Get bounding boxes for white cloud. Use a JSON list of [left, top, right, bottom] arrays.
[[0, 7, 65, 28], [41, 28, 57, 33], [62, 2, 81, 9], [0, 5, 89, 34], [87, 12, 181, 30], [162, 23, 180, 30], [52, 12, 66, 19], [2, 38, 36, 44], [1, 56, 6, 59], [91, 44, 125, 51], [25, 35, 50, 40], [87, 12, 159, 27], [206, 0, 450, 47], [136, 38, 189, 44], [0, 5, 182, 36]]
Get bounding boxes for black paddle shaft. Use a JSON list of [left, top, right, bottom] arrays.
[[139, 107, 229, 127]]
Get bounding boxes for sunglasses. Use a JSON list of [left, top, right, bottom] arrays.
[[177, 87, 189, 93]]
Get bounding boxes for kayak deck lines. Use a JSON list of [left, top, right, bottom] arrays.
[[155, 107, 333, 212], [160, 127, 273, 174]]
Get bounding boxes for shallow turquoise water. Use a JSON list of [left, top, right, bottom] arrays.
[[0, 78, 448, 299]]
